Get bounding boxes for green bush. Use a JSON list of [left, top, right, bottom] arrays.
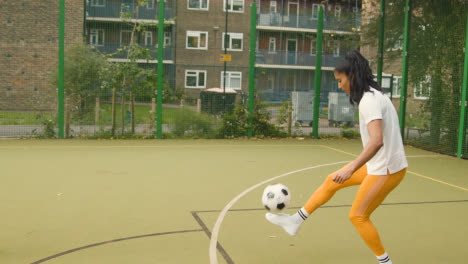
[[172, 108, 219, 138], [217, 98, 287, 138]]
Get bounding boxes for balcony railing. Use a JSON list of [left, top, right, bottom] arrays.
[[91, 43, 174, 61], [258, 12, 361, 31], [87, 1, 174, 20], [256, 50, 343, 68]]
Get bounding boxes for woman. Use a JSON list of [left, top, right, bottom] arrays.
[[266, 50, 408, 264]]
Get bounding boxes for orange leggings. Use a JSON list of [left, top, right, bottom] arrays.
[[303, 164, 406, 256]]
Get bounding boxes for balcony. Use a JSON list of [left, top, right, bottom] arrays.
[[257, 12, 361, 32], [92, 43, 174, 61], [256, 50, 343, 68], [87, 1, 174, 21]]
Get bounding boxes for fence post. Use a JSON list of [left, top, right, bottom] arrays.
[[312, 6, 324, 139], [457, 10, 468, 158], [95, 97, 100, 127], [399, 0, 411, 141], [248, 2, 257, 138], [58, 0, 65, 138], [156, 0, 165, 139], [377, 0, 386, 87]]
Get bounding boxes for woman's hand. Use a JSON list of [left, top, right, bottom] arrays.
[[333, 167, 354, 184]]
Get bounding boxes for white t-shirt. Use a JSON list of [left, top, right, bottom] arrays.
[[358, 87, 408, 175]]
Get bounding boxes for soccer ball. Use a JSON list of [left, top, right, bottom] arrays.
[[262, 183, 291, 213]]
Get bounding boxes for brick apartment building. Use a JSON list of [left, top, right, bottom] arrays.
[[0, 0, 364, 111]]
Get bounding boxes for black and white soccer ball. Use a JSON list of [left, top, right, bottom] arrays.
[[261, 183, 291, 213]]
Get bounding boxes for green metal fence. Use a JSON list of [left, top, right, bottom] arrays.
[[1, 0, 467, 158]]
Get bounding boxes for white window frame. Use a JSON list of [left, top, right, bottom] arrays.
[[222, 33, 243, 51], [120, 30, 132, 46], [270, 1, 277, 13], [164, 31, 171, 47], [392, 76, 402, 98], [221, 71, 242, 90], [268, 75, 275, 90], [91, 0, 105, 7], [268, 37, 276, 54], [145, 31, 153, 46], [310, 38, 316, 55], [186, 31, 208, 50], [414, 75, 431, 100], [334, 5, 341, 18], [187, 0, 209, 10], [90, 28, 105, 46], [185, 70, 207, 89], [312, 4, 325, 20], [223, 0, 244, 13], [333, 41, 340, 57], [147, 0, 155, 9]]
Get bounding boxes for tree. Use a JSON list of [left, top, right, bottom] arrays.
[[49, 42, 106, 119], [362, 0, 467, 153]]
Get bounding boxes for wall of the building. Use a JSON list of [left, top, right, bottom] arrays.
[[175, 0, 255, 99], [0, 0, 84, 111]]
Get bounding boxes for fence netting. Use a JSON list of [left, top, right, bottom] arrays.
[[1, 0, 467, 159]]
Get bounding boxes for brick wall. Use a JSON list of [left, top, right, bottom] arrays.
[[0, 0, 84, 111]]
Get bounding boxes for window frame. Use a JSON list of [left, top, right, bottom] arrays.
[[223, 0, 245, 13], [91, 0, 105, 7], [186, 31, 208, 50], [185, 70, 207, 89], [392, 76, 402, 98], [221, 71, 242, 90], [145, 31, 153, 46], [90, 28, 105, 46], [312, 4, 325, 20], [164, 31, 171, 47], [414, 75, 431, 100], [147, 0, 155, 9], [187, 0, 209, 11], [120, 30, 132, 47], [268, 37, 276, 54], [222, 32, 243, 51], [270, 0, 277, 13], [334, 5, 341, 19]]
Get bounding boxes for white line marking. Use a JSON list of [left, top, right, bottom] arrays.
[[209, 161, 350, 264], [208, 155, 448, 263]]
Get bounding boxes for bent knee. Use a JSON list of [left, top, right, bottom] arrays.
[[349, 214, 368, 225]]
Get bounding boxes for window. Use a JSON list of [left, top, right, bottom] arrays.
[[222, 33, 243, 51], [392, 76, 402, 97], [414, 76, 431, 100], [268, 37, 276, 53], [145, 31, 153, 46], [332, 41, 340, 57], [120, 30, 132, 46], [186, 31, 208, 49], [185, 70, 207, 88], [188, 0, 209, 10], [91, 0, 105, 7], [223, 0, 244, 13], [147, 0, 154, 9], [90, 29, 104, 46], [334, 5, 341, 18], [268, 75, 275, 90], [387, 35, 404, 51], [312, 4, 325, 20], [270, 1, 277, 13], [164, 32, 171, 47], [221, 71, 242, 90], [352, 6, 359, 13], [310, 39, 316, 55]]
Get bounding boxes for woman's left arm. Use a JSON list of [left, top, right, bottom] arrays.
[[333, 119, 384, 184]]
